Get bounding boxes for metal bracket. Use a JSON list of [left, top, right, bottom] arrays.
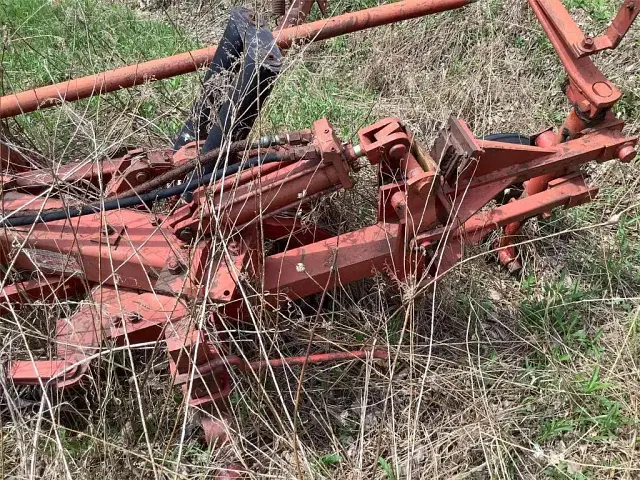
[[538, 0, 639, 58], [430, 116, 481, 184], [528, 0, 637, 113]]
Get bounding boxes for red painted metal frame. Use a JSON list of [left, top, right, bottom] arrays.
[[1, 0, 639, 461], [2, 112, 636, 438], [536, 0, 639, 59], [528, 0, 640, 118]]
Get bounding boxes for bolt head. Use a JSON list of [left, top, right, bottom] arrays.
[[168, 257, 184, 275], [582, 37, 594, 49], [135, 171, 149, 183]]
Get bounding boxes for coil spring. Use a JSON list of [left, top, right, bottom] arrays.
[[272, 0, 286, 16]]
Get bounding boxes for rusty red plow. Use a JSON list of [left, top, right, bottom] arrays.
[[0, 0, 638, 468]]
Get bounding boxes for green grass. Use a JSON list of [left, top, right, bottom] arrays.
[[266, 63, 377, 140], [520, 275, 602, 358], [518, 274, 632, 446], [378, 456, 397, 480], [1, 0, 198, 152], [563, 0, 617, 23], [309, 0, 380, 19], [1, 0, 379, 153], [1, 0, 194, 90], [314, 452, 342, 476], [540, 201, 640, 294], [544, 462, 592, 480], [538, 379, 628, 444]]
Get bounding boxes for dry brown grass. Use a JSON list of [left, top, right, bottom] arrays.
[[1, 0, 640, 478]]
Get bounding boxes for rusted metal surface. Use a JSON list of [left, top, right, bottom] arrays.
[[261, 215, 333, 246], [113, 133, 300, 200], [264, 222, 403, 299], [168, 119, 347, 236], [7, 148, 174, 197], [10, 286, 187, 387], [2, 109, 637, 439], [0, 47, 218, 119], [1, 141, 36, 172], [174, 349, 389, 384], [274, 0, 474, 48], [0, 0, 474, 119], [529, 0, 626, 115], [2, 111, 636, 443], [0, 192, 193, 296], [496, 115, 581, 269], [497, 0, 640, 269], [0, 275, 84, 313], [2, 0, 639, 456], [537, 0, 639, 58]]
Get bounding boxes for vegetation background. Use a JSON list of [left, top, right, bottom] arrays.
[[1, 0, 639, 478]]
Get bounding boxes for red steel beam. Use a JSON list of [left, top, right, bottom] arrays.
[[239, 349, 389, 371], [528, 0, 621, 111], [173, 349, 390, 384], [273, 0, 472, 48], [0, 0, 473, 119], [263, 222, 402, 299]]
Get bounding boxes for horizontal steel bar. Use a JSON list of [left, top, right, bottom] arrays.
[[0, 0, 473, 118]]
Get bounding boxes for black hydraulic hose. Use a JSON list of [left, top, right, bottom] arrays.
[[1, 152, 282, 227], [115, 134, 285, 200]]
